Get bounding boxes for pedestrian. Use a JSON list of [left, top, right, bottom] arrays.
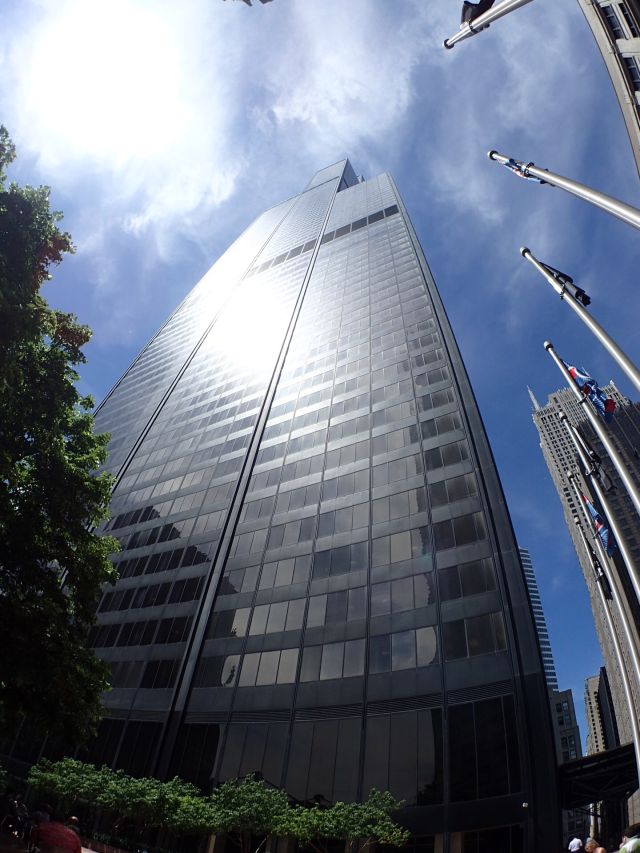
[[460, 0, 496, 29], [568, 839, 583, 852], [28, 803, 52, 853], [30, 814, 82, 853], [31, 803, 52, 825], [585, 838, 607, 853], [621, 823, 640, 852], [64, 816, 80, 836], [13, 794, 29, 838]]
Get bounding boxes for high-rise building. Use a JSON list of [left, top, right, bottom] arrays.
[[531, 384, 640, 820], [39, 160, 556, 849], [519, 547, 558, 690], [585, 669, 624, 841], [519, 546, 588, 840], [553, 689, 589, 842], [577, 0, 640, 178], [586, 670, 618, 755]]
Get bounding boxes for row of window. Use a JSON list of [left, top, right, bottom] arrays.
[[91, 614, 194, 649], [194, 626, 440, 689], [98, 558, 502, 653], [109, 657, 180, 690], [207, 573, 435, 642], [268, 359, 448, 439], [109, 491, 485, 614], [442, 612, 506, 661], [99, 576, 204, 613]]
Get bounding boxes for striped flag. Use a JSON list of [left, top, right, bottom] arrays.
[[583, 495, 617, 556]]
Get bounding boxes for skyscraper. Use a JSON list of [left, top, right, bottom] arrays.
[[585, 670, 619, 756], [79, 160, 557, 850], [531, 384, 640, 821], [519, 546, 587, 840], [577, 0, 640, 178], [519, 547, 558, 691]]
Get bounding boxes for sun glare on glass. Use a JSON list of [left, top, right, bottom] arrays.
[[208, 279, 291, 376]]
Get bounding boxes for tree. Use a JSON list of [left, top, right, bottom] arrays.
[[285, 790, 410, 853], [29, 758, 202, 840], [0, 126, 118, 744], [28, 760, 410, 853], [209, 776, 292, 853]]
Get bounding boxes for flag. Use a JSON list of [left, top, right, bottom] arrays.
[[502, 158, 547, 184], [562, 360, 616, 422], [583, 495, 617, 556], [540, 262, 591, 306], [575, 428, 616, 494]]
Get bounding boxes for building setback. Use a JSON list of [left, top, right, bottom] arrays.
[[22, 161, 558, 850], [577, 0, 640, 178]]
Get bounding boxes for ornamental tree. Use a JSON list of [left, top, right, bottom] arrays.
[[0, 126, 118, 744], [209, 776, 292, 853], [284, 790, 410, 853]]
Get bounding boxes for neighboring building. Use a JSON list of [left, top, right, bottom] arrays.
[[586, 668, 620, 753], [585, 669, 624, 842], [520, 546, 588, 840], [577, 0, 640, 178], [531, 385, 640, 821], [586, 673, 609, 755], [3, 160, 559, 850], [554, 689, 590, 842], [520, 547, 559, 690]]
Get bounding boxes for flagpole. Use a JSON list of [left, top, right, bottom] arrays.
[[522, 249, 640, 394], [560, 412, 640, 607], [443, 0, 533, 48], [545, 341, 640, 519], [488, 151, 640, 231], [571, 512, 640, 780]]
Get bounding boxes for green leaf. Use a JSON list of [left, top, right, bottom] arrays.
[[0, 126, 118, 744]]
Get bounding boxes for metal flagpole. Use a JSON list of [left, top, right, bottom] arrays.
[[488, 151, 640, 231], [545, 340, 640, 519], [571, 511, 640, 780], [560, 412, 640, 608], [522, 248, 640, 394], [443, 0, 534, 49]]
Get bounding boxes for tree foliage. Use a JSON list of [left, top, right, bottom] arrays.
[[28, 761, 410, 852], [282, 790, 410, 853], [29, 758, 200, 834], [209, 777, 292, 853], [0, 126, 117, 743]]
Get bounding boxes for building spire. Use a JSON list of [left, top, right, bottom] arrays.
[[528, 385, 541, 411]]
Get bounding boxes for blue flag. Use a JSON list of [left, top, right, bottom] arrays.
[[562, 361, 616, 422], [583, 495, 617, 556]]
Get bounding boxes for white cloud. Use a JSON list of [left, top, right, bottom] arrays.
[[1, 0, 244, 241]]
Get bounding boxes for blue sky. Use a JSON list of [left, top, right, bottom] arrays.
[[2, 0, 640, 745]]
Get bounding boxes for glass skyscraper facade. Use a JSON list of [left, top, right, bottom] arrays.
[[519, 547, 558, 691], [79, 160, 556, 849]]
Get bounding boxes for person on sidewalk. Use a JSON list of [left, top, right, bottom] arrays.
[[30, 815, 82, 853], [621, 824, 640, 852]]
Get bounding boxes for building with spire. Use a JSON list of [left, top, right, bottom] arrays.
[[531, 383, 640, 821]]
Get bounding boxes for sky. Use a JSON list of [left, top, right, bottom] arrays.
[[2, 0, 640, 746]]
